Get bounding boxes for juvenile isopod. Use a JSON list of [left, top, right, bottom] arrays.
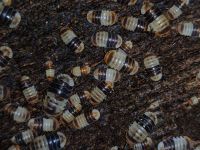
[[0, 46, 13, 71], [28, 117, 60, 133], [60, 28, 84, 53], [11, 129, 35, 145], [176, 22, 200, 37], [62, 91, 90, 124], [144, 54, 162, 81], [20, 75, 39, 105], [126, 112, 158, 146], [93, 67, 121, 83], [45, 60, 55, 81], [0, 84, 10, 101], [157, 136, 198, 150], [4, 103, 30, 123], [71, 65, 91, 77], [121, 16, 146, 32], [166, 0, 191, 20], [91, 31, 123, 48], [89, 82, 113, 106], [104, 50, 139, 75], [141, 2, 170, 37], [87, 10, 118, 26], [70, 109, 100, 129], [0, 4, 21, 28], [44, 74, 74, 116]]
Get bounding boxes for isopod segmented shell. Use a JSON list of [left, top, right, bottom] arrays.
[[45, 60, 55, 81], [28, 117, 60, 133], [91, 31, 123, 48], [70, 109, 100, 129], [104, 50, 139, 75], [176, 22, 200, 37], [61, 28, 84, 53], [4, 103, 30, 123], [87, 10, 118, 26], [133, 137, 154, 150], [0, 5, 21, 28], [127, 112, 158, 145], [11, 129, 34, 145], [144, 54, 162, 81], [121, 16, 146, 32], [71, 65, 91, 77]]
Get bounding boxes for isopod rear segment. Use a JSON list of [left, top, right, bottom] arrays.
[[91, 31, 122, 48], [176, 22, 200, 37], [60, 28, 84, 53], [87, 10, 118, 26]]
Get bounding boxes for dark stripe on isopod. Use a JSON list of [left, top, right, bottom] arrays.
[[34, 117, 43, 132], [146, 65, 162, 77], [0, 55, 9, 67], [144, 6, 162, 23], [0, 6, 16, 25], [121, 57, 133, 73], [92, 11, 101, 25], [106, 33, 118, 48], [163, 138, 175, 150], [46, 133, 60, 150], [67, 37, 81, 52], [135, 19, 145, 32], [191, 24, 199, 37], [97, 82, 112, 95], [98, 68, 106, 81], [15, 132, 26, 145], [85, 109, 96, 124], [65, 101, 79, 116]]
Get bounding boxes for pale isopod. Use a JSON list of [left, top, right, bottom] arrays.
[[144, 54, 162, 81], [4, 103, 30, 123], [21, 75, 39, 105], [45, 60, 55, 81], [121, 16, 146, 32], [70, 109, 100, 129], [91, 31, 122, 48], [133, 137, 154, 150], [71, 65, 91, 77], [141, 2, 170, 37], [104, 50, 139, 75], [176, 22, 200, 37], [0, 4, 21, 28], [87, 10, 118, 26], [60, 28, 84, 53]]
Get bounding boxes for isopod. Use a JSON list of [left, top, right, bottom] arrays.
[[0, 46, 13, 71], [45, 60, 55, 81], [176, 22, 200, 37], [71, 65, 91, 77]]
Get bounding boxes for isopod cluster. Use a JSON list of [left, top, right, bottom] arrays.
[[0, 0, 199, 149]]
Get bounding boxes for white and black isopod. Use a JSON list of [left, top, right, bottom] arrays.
[[71, 65, 91, 77], [157, 136, 197, 150], [91, 31, 123, 48], [104, 50, 139, 75], [121, 16, 146, 32], [11, 129, 35, 145], [144, 54, 162, 81], [176, 22, 200, 37], [133, 137, 154, 150], [60, 28, 84, 53], [126, 112, 158, 146], [4, 103, 30, 123], [87, 10, 118, 26], [0, 4, 21, 28], [21, 75, 39, 105], [28, 117, 60, 133], [70, 109, 100, 129]]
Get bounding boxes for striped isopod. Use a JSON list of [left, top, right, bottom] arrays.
[[93, 67, 121, 83], [11, 129, 35, 145], [0, 4, 21, 28], [87, 10, 118, 26], [0, 0, 12, 6], [44, 74, 74, 116], [4, 103, 30, 123], [89, 82, 113, 106], [141, 2, 170, 37], [111, 0, 141, 6], [91, 31, 123, 48], [21, 76, 38, 105], [0, 84, 10, 101], [133, 137, 154, 150], [157, 136, 196, 150], [62, 91, 90, 124], [104, 50, 139, 75], [60, 28, 84, 53], [126, 112, 158, 146], [176, 22, 200, 37], [144, 54, 162, 81], [180, 96, 200, 110], [71, 65, 91, 77], [166, 0, 191, 20], [70, 109, 100, 129], [45, 60, 55, 81], [121, 16, 146, 32], [28, 117, 60, 133], [0, 46, 13, 71]]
